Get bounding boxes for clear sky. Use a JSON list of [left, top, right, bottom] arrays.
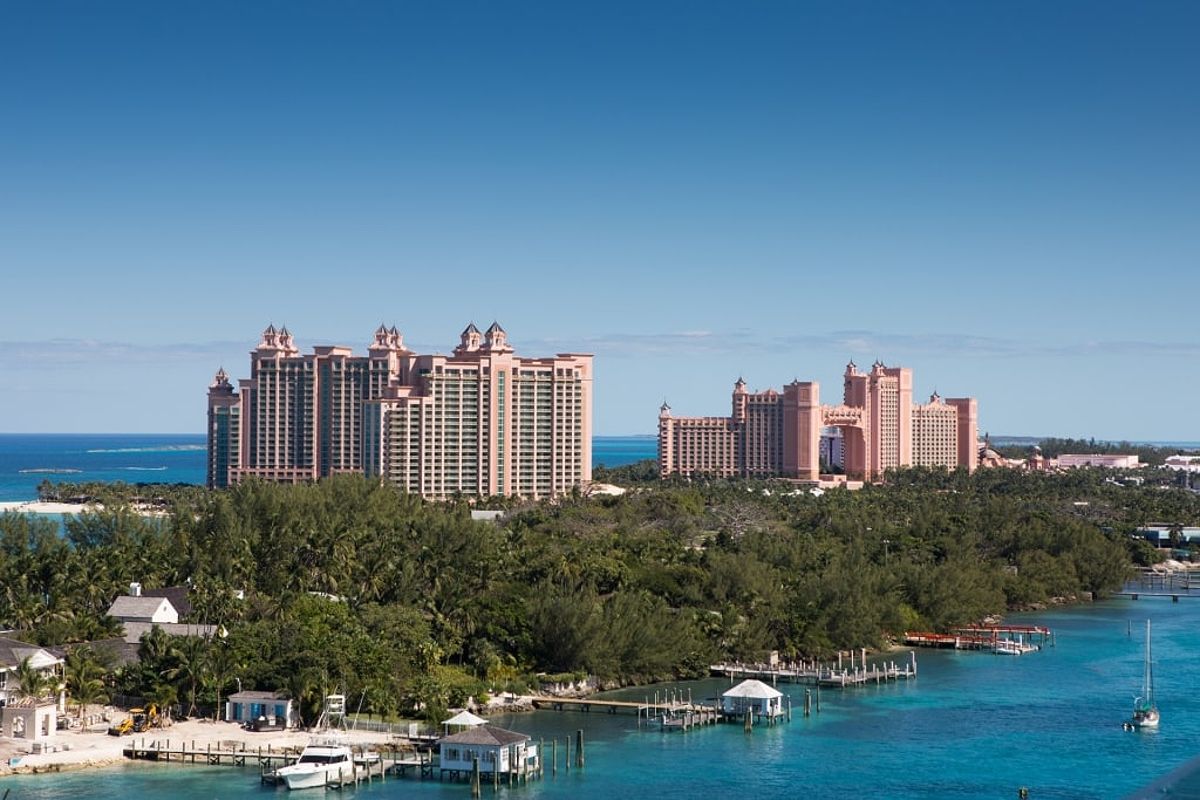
[[1, 1, 1197, 439]]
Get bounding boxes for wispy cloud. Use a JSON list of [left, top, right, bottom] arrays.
[[0, 338, 245, 369], [521, 329, 1200, 360], [3, 330, 1196, 371]]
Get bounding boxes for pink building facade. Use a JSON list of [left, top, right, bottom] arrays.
[[658, 360, 977, 482], [207, 324, 593, 500]]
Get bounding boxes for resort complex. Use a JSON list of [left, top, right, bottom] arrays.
[[658, 360, 978, 481], [207, 323, 593, 499]]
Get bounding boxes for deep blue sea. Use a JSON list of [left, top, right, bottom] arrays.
[[6, 600, 1200, 798], [0, 434, 658, 502]]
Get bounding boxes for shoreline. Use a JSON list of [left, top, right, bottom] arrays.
[[0, 500, 99, 516], [0, 716, 399, 777], [0, 500, 168, 517]]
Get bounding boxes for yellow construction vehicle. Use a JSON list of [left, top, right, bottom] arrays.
[[107, 716, 133, 736], [107, 704, 160, 736]]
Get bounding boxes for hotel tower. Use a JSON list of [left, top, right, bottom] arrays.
[[208, 323, 593, 499], [658, 360, 977, 482]]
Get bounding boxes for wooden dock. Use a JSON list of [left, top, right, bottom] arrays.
[[906, 625, 1053, 652], [122, 738, 298, 768], [710, 650, 918, 688]]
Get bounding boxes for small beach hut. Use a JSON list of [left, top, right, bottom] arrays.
[[225, 691, 297, 729], [438, 724, 539, 779], [442, 709, 487, 735], [1, 697, 57, 741], [721, 679, 784, 720]]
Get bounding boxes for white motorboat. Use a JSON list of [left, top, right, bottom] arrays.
[[275, 740, 355, 789], [1130, 620, 1160, 729], [993, 636, 1038, 655]]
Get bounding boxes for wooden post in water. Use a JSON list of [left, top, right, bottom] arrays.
[[744, 709, 752, 733], [552, 739, 557, 776], [565, 735, 571, 773], [816, 683, 821, 713], [471, 755, 481, 799], [804, 689, 811, 717], [575, 730, 584, 768]]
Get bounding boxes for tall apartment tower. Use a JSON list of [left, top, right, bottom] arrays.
[[659, 360, 977, 482], [658, 378, 820, 481], [207, 323, 592, 500]]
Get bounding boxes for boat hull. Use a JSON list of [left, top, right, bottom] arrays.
[[281, 764, 351, 790]]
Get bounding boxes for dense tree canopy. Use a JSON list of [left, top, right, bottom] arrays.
[[4, 466, 1191, 720]]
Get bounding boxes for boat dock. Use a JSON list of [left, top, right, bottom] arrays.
[[905, 625, 1052, 653], [1118, 570, 1200, 601], [710, 650, 918, 688], [123, 738, 297, 768]]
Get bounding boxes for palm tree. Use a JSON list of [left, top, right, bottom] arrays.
[[147, 682, 178, 723], [207, 640, 238, 722], [165, 636, 209, 718], [65, 646, 109, 718], [15, 656, 53, 699]]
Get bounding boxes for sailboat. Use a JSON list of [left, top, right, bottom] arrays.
[[1130, 619, 1160, 729]]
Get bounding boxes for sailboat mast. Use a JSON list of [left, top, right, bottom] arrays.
[[1145, 620, 1154, 705]]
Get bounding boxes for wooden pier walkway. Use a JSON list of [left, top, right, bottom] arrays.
[[710, 650, 918, 688], [122, 738, 298, 768]]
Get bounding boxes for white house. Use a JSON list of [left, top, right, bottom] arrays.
[[438, 724, 539, 779], [0, 637, 64, 709], [720, 679, 785, 721], [106, 595, 179, 625], [226, 691, 297, 728]]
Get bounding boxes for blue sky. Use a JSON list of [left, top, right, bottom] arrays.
[[1, 1, 1197, 439]]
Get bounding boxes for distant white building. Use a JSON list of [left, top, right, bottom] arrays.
[[1056, 454, 1141, 469], [1164, 455, 1200, 474]]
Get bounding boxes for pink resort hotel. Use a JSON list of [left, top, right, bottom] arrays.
[[207, 323, 593, 499], [658, 360, 978, 482]]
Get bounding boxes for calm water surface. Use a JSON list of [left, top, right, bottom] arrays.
[[0, 435, 658, 502], [8, 600, 1199, 799]]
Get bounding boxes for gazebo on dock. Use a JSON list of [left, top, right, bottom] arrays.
[[720, 679, 784, 721], [442, 709, 487, 735]]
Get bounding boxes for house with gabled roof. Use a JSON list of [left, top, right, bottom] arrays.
[[438, 724, 540, 782], [0, 637, 64, 709], [106, 595, 179, 625]]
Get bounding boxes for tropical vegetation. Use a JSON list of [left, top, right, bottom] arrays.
[[2, 465, 1193, 722]]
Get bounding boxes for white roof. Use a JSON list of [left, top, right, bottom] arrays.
[[722, 679, 783, 700], [107, 596, 174, 619], [442, 709, 487, 728]]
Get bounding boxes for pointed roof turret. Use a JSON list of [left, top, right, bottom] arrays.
[[483, 321, 512, 352], [209, 367, 232, 390], [659, 400, 672, 415], [456, 322, 483, 354], [734, 377, 747, 392]]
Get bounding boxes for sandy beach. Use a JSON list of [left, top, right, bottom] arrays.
[[0, 500, 102, 516], [0, 714, 397, 776], [0, 500, 169, 518]]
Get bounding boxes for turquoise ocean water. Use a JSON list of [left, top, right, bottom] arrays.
[[7, 599, 1200, 799], [0, 435, 658, 502]]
